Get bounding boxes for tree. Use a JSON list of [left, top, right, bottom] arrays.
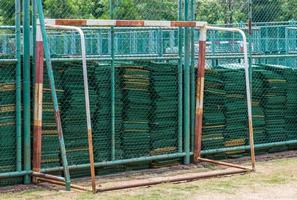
[[196, 0, 247, 24], [253, 0, 283, 22], [44, 0, 107, 19], [0, 0, 15, 25]]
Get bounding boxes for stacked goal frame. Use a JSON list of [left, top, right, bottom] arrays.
[[32, 0, 256, 193]]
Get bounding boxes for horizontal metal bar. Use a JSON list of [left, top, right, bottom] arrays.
[[97, 168, 248, 192], [50, 52, 297, 63], [36, 177, 91, 192], [45, 19, 207, 28], [51, 56, 180, 62], [205, 53, 297, 59], [32, 172, 65, 182], [0, 59, 18, 63], [41, 153, 187, 173], [201, 140, 297, 155], [40, 139, 297, 173], [0, 171, 32, 179]]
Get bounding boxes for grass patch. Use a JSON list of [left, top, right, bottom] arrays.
[[1, 157, 297, 200]]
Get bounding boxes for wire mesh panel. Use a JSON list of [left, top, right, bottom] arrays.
[[201, 65, 250, 158], [201, 28, 251, 158], [47, 28, 178, 58], [37, 23, 185, 177], [0, 62, 20, 185], [0, 0, 21, 186], [252, 64, 297, 151]]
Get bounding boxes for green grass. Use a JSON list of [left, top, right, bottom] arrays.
[[1, 157, 297, 200]]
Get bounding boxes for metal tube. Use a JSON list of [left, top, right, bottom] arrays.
[[51, 56, 180, 62], [46, 24, 98, 192], [201, 139, 297, 155], [0, 171, 32, 179], [32, 3, 38, 181], [40, 137, 297, 174], [36, 177, 90, 191], [111, 27, 116, 161], [36, 0, 71, 191], [0, 59, 18, 63], [190, 0, 196, 152], [194, 26, 207, 162], [32, 172, 65, 182], [97, 168, 247, 192], [248, 0, 253, 87], [32, 22, 44, 177], [198, 158, 252, 171], [32, 0, 37, 82], [206, 26, 256, 170], [177, 0, 183, 153], [23, 0, 31, 184], [41, 153, 187, 173], [183, 0, 191, 165], [15, 0, 22, 173]]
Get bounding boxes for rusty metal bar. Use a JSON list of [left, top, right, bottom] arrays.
[[97, 168, 248, 192], [36, 177, 90, 191], [194, 26, 207, 162], [32, 172, 65, 182], [198, 158, 252, 171], [32, 21, 44, 182]]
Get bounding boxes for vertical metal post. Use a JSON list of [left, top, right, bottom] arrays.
[[15, 0, 22, 173], [32, 0, 37, 82], [32, 22, 44, 180], [31, 3, 38, 181], [177, 0, 183, 153], [110, 11, 116, 160], [248, 0, 253, 92], [184, 0, 191, 164], [194, 26, 207, 162], [36, 0, 71, 191], [110, 0, 114, 20], [190, 0, 196, 152], [111, 30, 116, 160], [23, 0, 31, 184]]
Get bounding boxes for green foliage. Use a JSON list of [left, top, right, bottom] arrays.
[[197, 0, 248, 24], [113, 0, 140, 19], [253, 0, 283, 22], [0, 0, 15, 25], [43, 0, 107, 18], [1, 0, 297, 25]]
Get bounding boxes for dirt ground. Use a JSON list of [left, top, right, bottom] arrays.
[[1, 153, 297, 200]]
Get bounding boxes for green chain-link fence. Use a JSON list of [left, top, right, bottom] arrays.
[[2, 0, 297, 187], [0, 0, 22, 186]]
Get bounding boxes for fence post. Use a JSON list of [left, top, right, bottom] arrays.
[[177, 0, 183, 154], [184, 0, 191, 164], [23, 0, 31, 184], [15, 0, 22, 173], [36, 0, 71, 191], [190, 0, 196, 152]]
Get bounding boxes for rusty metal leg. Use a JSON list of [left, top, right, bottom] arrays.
[[33, 22, 44, 183], [194, 26, 207, 162]]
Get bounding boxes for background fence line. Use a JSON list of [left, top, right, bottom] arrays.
[[1, 0, 297, 186]]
